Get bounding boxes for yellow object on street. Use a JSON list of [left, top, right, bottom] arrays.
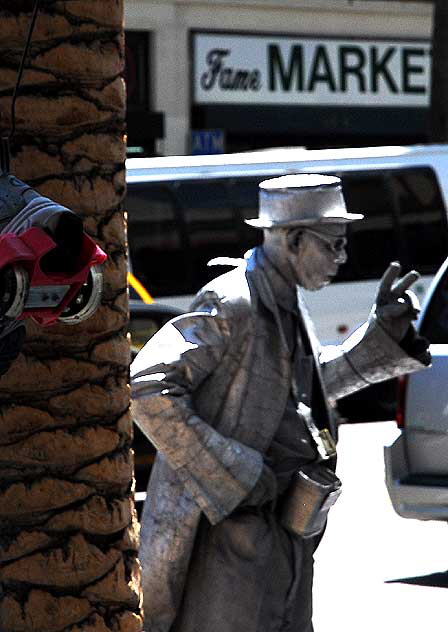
[[128, 271, 153, 304]]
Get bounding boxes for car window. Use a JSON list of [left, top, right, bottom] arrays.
[[419, 263, 448, 343]]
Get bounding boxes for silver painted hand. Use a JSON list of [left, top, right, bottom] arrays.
[[371, 261, 421, 342]]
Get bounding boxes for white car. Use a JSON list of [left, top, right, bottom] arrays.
[[385, 256, 448, 521]]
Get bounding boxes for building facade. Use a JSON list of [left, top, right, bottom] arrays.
[[124, 0, 434, 156]]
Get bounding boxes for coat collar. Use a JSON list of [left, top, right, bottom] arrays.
[[245, 248, 293, 354], [250, 248, 297, 314]]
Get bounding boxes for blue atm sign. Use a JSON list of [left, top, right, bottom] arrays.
[[191, 129, 225, 155]]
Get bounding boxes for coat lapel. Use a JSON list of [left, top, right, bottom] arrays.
[[297, 288, 337, 438], [235, 258, 292, 452]]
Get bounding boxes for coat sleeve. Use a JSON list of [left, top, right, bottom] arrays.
[[319, 315, 430, 403], [130, 307, 264, 525]]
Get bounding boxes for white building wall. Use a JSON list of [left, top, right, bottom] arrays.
[[124, 0, 433, 155]]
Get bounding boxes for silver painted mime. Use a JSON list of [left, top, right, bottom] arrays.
[[131, 174, 430, 632]]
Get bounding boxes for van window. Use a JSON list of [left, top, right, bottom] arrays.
[[127, 179, 261, 297], [126, 184, 184, 296], [126, 166, 447, 297], [230, 177, 263, 245], [174, 180, 242, 290], [336, 167, 448, 283], [338, 173, 399, 281], [389, 168, 447, 274]]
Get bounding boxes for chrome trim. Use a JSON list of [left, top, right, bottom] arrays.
[[4, 265, 28, 319], [58, 265, 103, 324]]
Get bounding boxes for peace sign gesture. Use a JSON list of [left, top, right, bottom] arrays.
[[373, 261, 421, 342]]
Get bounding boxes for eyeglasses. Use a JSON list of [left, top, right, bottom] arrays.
[[304, 228, 347, 254]]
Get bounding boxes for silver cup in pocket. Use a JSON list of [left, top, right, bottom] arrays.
[[280, 463, 342, 539]]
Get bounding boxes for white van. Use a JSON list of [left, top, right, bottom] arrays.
[[126, 144, 448, 354]]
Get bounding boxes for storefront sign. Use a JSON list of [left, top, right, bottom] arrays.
[[193, 33, 430, 107], [191, 129, 225, 154]]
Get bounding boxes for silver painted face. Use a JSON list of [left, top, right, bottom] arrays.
[[288, 224, 348, 291]]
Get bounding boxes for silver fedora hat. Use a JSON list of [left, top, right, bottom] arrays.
[[245, 174, 364, 228]]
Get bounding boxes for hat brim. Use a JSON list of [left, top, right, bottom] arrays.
[[245, 212, 364, 229]]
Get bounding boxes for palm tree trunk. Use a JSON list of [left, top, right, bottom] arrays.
[[0, 2, 143, 630], [430, 0, 448, 140]]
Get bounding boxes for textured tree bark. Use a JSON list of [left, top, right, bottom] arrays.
[[430, 0, 448, 141], [0, 2, 143, 630]]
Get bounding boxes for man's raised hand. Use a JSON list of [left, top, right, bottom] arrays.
[[372, 261, 421, 342]]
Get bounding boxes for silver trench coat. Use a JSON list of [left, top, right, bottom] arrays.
[[131, 249, 427, 632]]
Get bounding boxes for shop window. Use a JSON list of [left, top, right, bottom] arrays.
[[125, 30, 164, 157], [125, 31, 150, 111]]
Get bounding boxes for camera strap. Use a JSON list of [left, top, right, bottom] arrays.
[[292, 310, 337, 461]]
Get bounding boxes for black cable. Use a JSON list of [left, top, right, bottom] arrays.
[[9, 0, 41, 139], [0, 138, 10, 174], [1, 0, 40, 173]]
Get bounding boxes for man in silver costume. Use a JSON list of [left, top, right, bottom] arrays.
[[131, 174, 430, 632]]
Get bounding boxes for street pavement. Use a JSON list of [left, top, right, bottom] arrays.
[[313, 422, 448, 632]]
